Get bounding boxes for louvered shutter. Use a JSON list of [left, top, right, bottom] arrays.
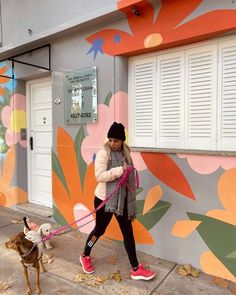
[[185, 44, 217, 150], [156, 52, 185, 148], [129, 57, 156, 147], [218, 40, 236, 151]]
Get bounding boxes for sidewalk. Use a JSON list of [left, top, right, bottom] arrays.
[[0, 206, 235, 295]]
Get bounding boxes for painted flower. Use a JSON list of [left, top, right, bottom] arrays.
[[87, 0, 236, 57], [81, 91, 147, 170], [2, 94, 26, 147], [172, 168, 236, 281], [177, 154, 236, 175], [0, 145, 28, 207]]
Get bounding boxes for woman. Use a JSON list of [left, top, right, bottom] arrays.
[[80, 122, 156, 280]]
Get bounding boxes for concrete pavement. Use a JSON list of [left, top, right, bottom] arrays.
[[0, 206, 235, 295]]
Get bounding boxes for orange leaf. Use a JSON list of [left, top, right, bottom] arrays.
[[3, 146, 15, 187], [52, 171, 75, 224], [143, 185, 163, 214], [57, 128, 82, 200], [141, 153, 195, 199], [201, 251, 236, 283], [171, 220, 201, 238]]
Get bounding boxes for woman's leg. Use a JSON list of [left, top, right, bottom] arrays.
[[83, 197, 113, 256], [115, 203, 139, 269]]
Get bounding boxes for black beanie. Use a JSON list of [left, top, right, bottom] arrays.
[[107, 122, 126, 141]]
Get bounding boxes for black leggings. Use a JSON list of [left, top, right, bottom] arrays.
[[83, 196, 139, 268]]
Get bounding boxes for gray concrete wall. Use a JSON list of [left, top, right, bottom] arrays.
[[0, 0, 118, 49]]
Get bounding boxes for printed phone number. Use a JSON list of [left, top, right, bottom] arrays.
[[70, 112, 91, 118]]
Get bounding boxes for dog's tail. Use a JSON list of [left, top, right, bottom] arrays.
[[23, 217, 31, 231]]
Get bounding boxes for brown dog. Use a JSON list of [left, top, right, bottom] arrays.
[[5, 231, 46, 295]]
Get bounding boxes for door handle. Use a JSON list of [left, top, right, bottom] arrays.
[[30, 136, 33, 150]]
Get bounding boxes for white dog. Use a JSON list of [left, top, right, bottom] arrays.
[[23, 217, 53, 250]]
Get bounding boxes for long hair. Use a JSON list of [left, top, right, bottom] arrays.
[[104, 141, 132, 164]]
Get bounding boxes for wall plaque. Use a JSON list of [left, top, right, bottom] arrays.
[[64, 67, 97, 124]]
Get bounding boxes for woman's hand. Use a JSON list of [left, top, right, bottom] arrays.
[[123, 162, 128, 171]]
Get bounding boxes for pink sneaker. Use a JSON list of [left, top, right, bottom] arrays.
[[130, 264, 156, 280], [79, 255, 95, 274]]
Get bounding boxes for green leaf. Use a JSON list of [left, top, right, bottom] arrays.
[[226, 250, 236, 259], [104, 92, 112, 106], [74, 127, 87, 189], [53, 205, 69, 226], [136, 187, 143, 196], [187, 212, 236, 276], [137, 200, 171, 230], [52, 150, 70, 196]]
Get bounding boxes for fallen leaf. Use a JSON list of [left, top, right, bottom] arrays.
[[191, 268, 200, 278], [212, 277, 229, 288], [73, 273, 91, 283], [42, 254, 54, 264], [110, 272, 122, 282], [178, 264, 200, 278], [0, 281, 13, 292], [11, 219, 23, 224], [95, 275, 107, 284]]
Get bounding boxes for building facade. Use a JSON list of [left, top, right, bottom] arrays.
[[1, 0, 236, 282]]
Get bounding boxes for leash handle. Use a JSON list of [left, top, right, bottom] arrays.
[[43, 165, 139, 242]]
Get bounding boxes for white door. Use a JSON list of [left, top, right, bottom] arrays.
[[27, 77, 52, 208]]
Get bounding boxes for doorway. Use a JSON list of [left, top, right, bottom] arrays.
[[26, 77, 52, 208]]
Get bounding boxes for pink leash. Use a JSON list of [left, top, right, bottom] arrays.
[[42, 165, 139, 242]]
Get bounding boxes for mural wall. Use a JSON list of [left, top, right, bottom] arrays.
[[1, 0, 236, 283], [0, 63, 28, 207], [52, 0, 236, 282]]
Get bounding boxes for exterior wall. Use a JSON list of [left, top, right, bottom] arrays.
[[1, 0, 236, 283], [0, 0, 118, 51], [0, 69, 28, 207]]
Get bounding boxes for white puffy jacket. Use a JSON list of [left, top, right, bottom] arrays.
[[95, 147, 124, 200]]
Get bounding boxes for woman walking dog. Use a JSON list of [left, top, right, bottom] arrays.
[[80, 122, 156, 280]]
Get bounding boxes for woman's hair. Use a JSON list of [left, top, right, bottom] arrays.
[[104, 141, 132, 164]]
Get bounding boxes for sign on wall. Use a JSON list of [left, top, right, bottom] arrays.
[[64, 67, 97, 124]]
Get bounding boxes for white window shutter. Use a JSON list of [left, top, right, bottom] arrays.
[[156, 52, 185, 148], [185, 45, 217, 150], [129, 57, 156, 147], [218, 40, 236, 151]]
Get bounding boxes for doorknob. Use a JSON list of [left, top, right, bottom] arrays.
[[30, 136, 33, 150]]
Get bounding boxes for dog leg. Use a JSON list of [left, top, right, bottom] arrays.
[[44, 240, 52, 249], [39, 257, 46, 273], [22, 263, 32, 295], [35, 261, 41, 295]]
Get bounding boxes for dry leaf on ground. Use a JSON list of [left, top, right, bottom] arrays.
[[0, 281, 13, 292], [95, 275, 107, 284], [110, 271, 122, 282], [42, 254, 54, 264], [73, 273, 93, 283], [11, 219, 23, 224], [212, 277, 229, 288], [178, 264, 200, 278]]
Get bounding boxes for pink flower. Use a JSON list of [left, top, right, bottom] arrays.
[[81, 91, 147, 170], [177, 154, 236, 174], [2, 94, 26, 148], [73, 203, 95, 234]]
